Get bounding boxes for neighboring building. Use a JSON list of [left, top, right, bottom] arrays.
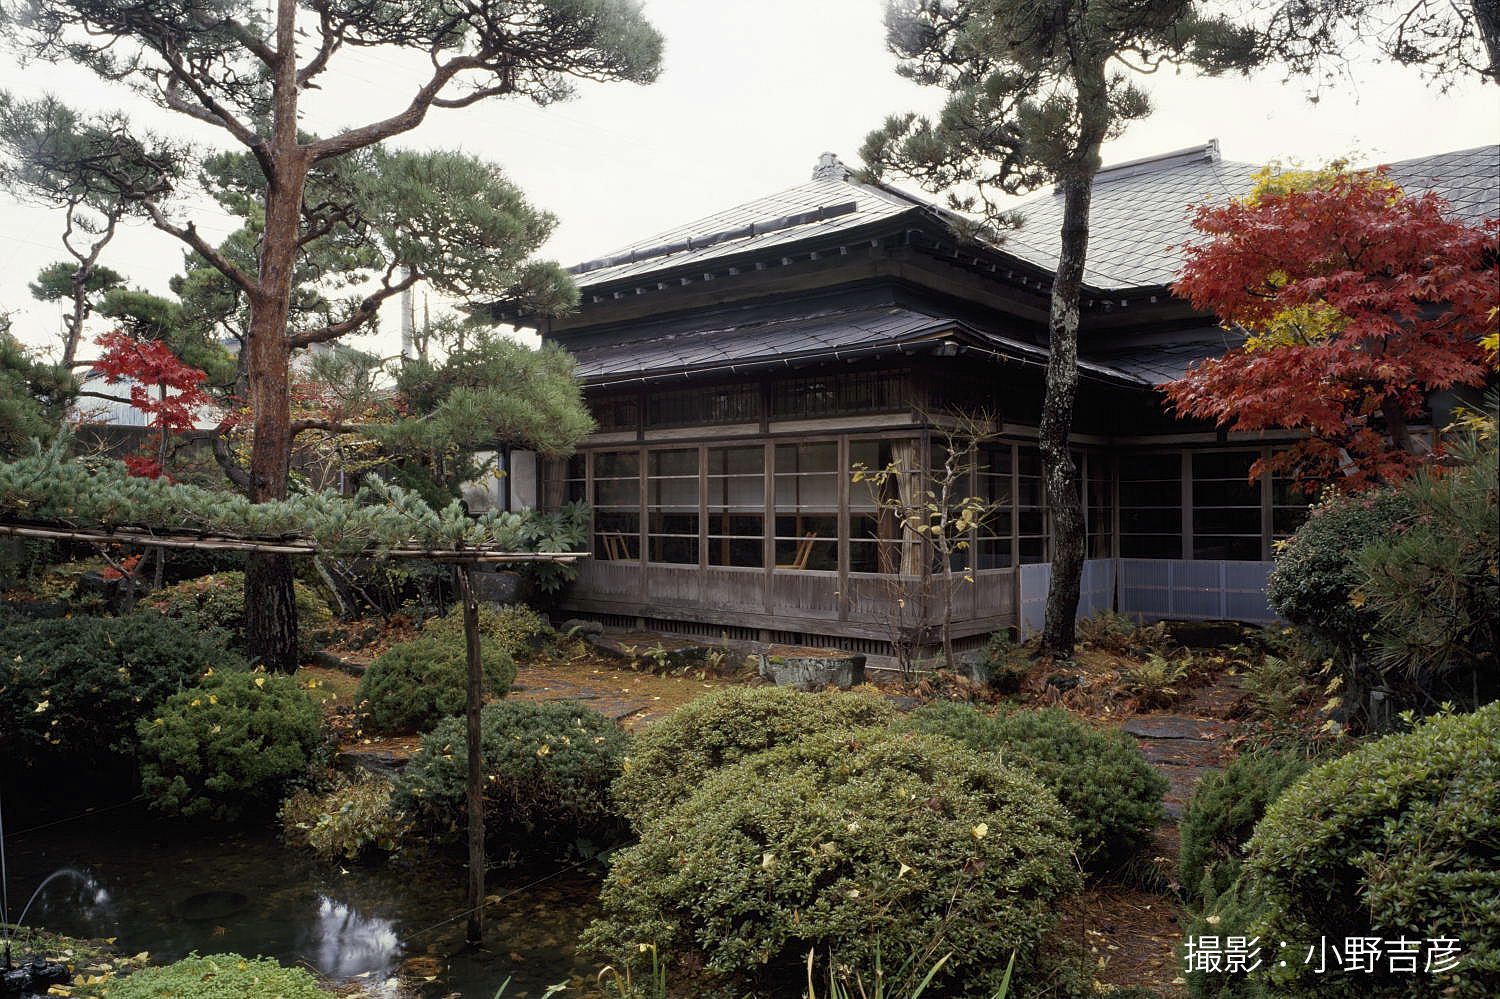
[[491, 142, 1498, 660]]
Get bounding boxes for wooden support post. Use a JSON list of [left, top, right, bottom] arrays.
[[458, 565, 486, 944]]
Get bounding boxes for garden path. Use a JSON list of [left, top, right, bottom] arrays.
[[1066, 672, 1245, 997]]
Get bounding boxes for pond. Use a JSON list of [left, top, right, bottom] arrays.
[[1, 799, 604, 999]]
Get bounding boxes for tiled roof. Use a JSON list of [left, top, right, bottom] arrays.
[[1385, 146, 1500, 227], [1081, 328, 1247, 385], [569, 303, 1141, 386], [1003, 142, 1500, 292], [568, 162, 936, 287]]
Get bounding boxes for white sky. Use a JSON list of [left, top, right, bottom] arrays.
[[2, 0, 1497, 360]]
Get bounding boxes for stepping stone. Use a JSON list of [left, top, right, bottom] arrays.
[[1124, 716, 1227, 741]]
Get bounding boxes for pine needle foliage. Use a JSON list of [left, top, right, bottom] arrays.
[[0, 434, 584, 556]]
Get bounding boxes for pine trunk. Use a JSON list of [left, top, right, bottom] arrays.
[[243, 0, 309, 671], [1038, 171, 1092, 660]]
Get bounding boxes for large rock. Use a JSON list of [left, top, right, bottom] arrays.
[[754, 646, 866, 689], [469, 569, 522, 605]]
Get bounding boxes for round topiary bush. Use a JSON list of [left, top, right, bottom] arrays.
[[355, 634, 515, 733], [105, 953, 327, 999], [610, 685, 896, 830], [1242, 703, 1500, 998], [137, 570, 333, 657], [583, 728, 1080, 998], [136, 667, 323, 822], [1178, 750, 1312, 903], [394, 699, 629, 855], [0, 614, 242, 763], [897, 701, 1167, 870], [1266, 489, 1414, 650]]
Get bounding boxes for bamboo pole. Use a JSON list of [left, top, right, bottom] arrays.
[[457, 565, 486, 944]]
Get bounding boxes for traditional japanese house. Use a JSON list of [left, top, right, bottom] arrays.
[[491, 142, 1497, 660]]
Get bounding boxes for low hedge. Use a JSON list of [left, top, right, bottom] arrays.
[[1178, 750, 1312, 903], [0, 614, 239, 762], [137, 667, 323, 822], [610, 685, 895, 830], [355, 634, 514, 734], [583, 728, 1080, 998], [897, 702, 1167, 870], [395, 699, 630, 855], [1242, 703, 1500, 997]]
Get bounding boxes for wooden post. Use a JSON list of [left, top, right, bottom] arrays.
[[458, 565, 486, 944]]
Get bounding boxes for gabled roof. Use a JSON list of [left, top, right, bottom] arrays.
[[569, 302, 1143, 387], [1003, 141, 1500, 292]]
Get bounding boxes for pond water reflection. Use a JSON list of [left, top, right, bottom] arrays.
[[2, 803, 603, 997]]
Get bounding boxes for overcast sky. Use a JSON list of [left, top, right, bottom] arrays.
[[2, 0, 1496, 359]]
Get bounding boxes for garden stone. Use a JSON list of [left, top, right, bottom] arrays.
[[3, 598, 69, 620], [1045, 672, 1081, 692], [470, 569, 522, 605], [75, 570, 126, 612], [754, 647, 866, 689], [955, 650, 989, 686], [340, 746, 410, 781], [559, 618, 604, 637]]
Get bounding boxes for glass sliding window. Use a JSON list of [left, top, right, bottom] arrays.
[[849, 439, 922, 574], [1086, 452, 1113, 558], [974, 444, 1013, 569], [1192, 451, 1262, 560], [1271, 465, 1312, 543], [563, 454, 586, 504], [646, 449, 699, 565], [647, 383, 759, 427], [593, 450, 640, 561], [707, 445, 765, 567], [1119, 453, 1182, 558], [773, 442, 838, 571], [1016, 446, 1048, 564]]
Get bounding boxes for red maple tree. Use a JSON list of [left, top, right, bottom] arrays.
[[1163, 167, 1498, 492], [91, 330, 215, 479]]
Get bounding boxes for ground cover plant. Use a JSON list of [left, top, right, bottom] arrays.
[[610, 685, 895, 830], [136, 666, 323, 822], [396, 698, 630, 857], [584, 728, 1080, 999], [0, 614, 239, 763], [897, 702, 1166, 871], [102, 953, 328, 999], [1240, 703, 1500, 997]]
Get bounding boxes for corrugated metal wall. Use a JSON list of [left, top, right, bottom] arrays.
[[1018, 558, 1118, 636]]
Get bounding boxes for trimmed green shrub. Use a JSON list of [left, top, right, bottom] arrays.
[[583, 728, 1080, 999], [898, 702, 1167, 870], [1267, 490, 1414, 651], [422, 601, 551, 660], [355, 634, 514, 733], [610, 685, 895, 830], [137, 570, 333, 657], [394, 699, 629, 855], [136, 667, 323, 822], [281, 775, 408, 862], [1182, 876, 1271, 999], [0, 614, 240, 761], [105, 953, 326, 999], [1242, 703, 1500, 997], [1178, 750, 1312, 903]]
